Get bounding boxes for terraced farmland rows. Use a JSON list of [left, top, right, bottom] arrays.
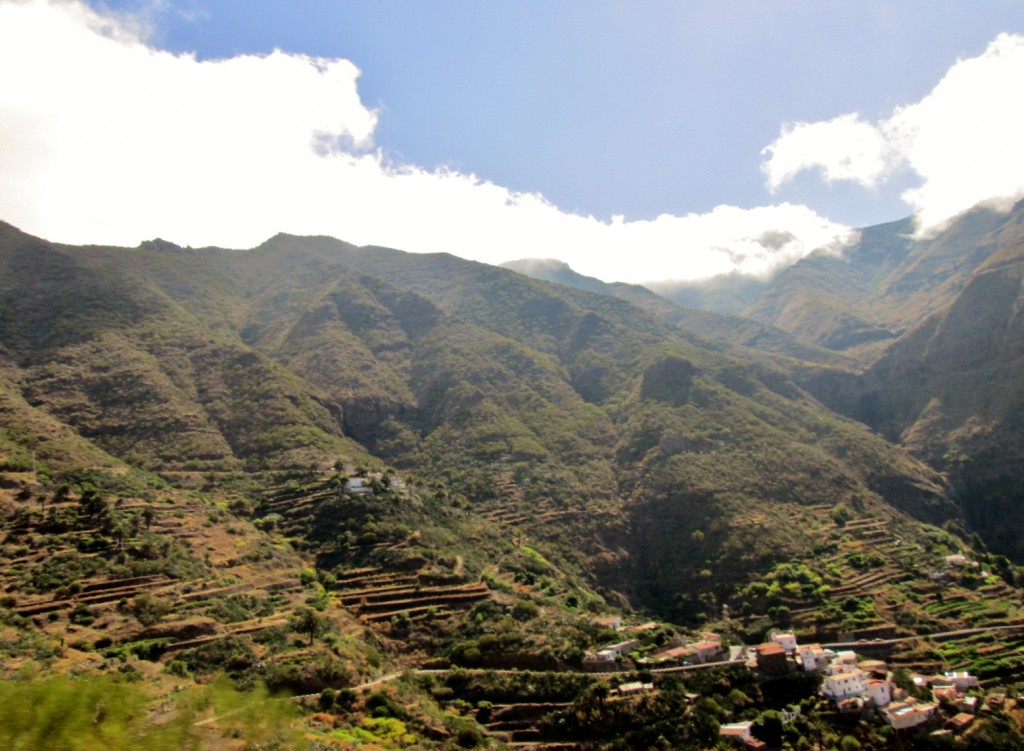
[[331, 566, 491, 627], [480, 702, 578, 749], [0, 485, 324, 663]]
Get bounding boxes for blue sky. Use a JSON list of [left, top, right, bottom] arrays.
[[2, 1, 1024, 282], [118, 0, 1024, 226]]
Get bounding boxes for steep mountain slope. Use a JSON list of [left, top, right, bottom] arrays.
[[242, 234, 959, 615], [855, 221, 1024, 557], [742, 206, 1019, 361], [742, 202, 1024, 560], [0, 221, 961, 620], [0, 224, 369, 480], [501, 257, 849, 366]]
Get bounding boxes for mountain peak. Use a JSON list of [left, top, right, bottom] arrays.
[[137, 238, 185, 253]]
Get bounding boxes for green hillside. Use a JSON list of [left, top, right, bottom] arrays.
[[741, 207, 1017, 362], [857, 224, 1024, 558], [0, 221, 963, 616], [4, 215, 1024, 748]]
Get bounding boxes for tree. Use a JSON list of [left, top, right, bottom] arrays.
[[290, 607, 326, 646], [752, 710, 785, 747], [831, 503, 852, 526]]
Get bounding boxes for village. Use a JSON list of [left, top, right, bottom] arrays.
[[583, 615, 1007, 747]]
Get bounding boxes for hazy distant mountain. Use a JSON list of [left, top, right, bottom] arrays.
[[500, 258, 612, 294], [741, 208, 1016, 361], [647, 272, 768, 316], [502, 258, 849, 366]]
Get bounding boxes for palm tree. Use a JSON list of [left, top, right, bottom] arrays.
[[291, 607, 325, 646]]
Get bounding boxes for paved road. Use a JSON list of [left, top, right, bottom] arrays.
[[295, 619, 1024, 701], [824, 620, 1024, 651]]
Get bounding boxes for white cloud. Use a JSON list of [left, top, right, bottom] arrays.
[[763, 33, 1024, 231], [0, 0, 851, 283], [762, 113, 895, 191]]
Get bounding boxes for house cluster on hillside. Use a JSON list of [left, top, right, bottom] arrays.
[[738, 631, 994, 738], [584, 617, 736, 668]]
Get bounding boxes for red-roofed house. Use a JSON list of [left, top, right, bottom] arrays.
[[689, 640, 724, 663], [755, 642, 788, 676]]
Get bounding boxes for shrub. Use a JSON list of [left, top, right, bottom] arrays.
[[456, 725, 485, 748], [165, 659, 192, 679], [179, 635, 257, 678], [831, 504, 852, 526], [319, 687, 337, 711], [128, 593, 173, 626], [334, 688, 357, 711], [511, 599, 539, 621], [365, 689, 405, 720], [69, 602, 94, 626]]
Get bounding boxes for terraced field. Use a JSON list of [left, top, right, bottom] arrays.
[[728, 503, 1024, 675], [331, 566, 490, 625], [0, 479, 340, 674]]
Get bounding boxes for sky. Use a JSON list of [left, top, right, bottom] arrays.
[[2, 1, 1024, 283]]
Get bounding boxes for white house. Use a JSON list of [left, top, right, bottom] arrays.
[[772, 632, 798, 653], [834, 650, 858, 666], [615, 681, 653, 696], [823, 670, 868, 700], [944, 671, 980, 692], [960, 695, 979, 714], [346, 477, 371, 494], [799, 644, 826, 673], [598, 639, 639, 658], [867, 679, 893, 707], [689, 640, 724, 663], [583, 651, 615, 665], [884, 700, 937, 730], [592, 615, 623, 631], [858, 659, 888, 677]]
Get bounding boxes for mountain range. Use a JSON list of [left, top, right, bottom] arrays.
[[1, 214, 985, 617], [510, 201, 1024, 563], [3, 200, 1024, 746]]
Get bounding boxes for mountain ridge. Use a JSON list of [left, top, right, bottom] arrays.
[[0, 220, 962, 616]]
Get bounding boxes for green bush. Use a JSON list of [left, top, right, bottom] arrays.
[[69, 602, 95, 626], [128, 593, 173, 626], [511, 599, 539, 621]]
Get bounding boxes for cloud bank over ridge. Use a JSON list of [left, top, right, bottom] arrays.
[[2, 2, 1022, 283], [0, 0, 850, 283], [763, 33, 1024, 232]]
